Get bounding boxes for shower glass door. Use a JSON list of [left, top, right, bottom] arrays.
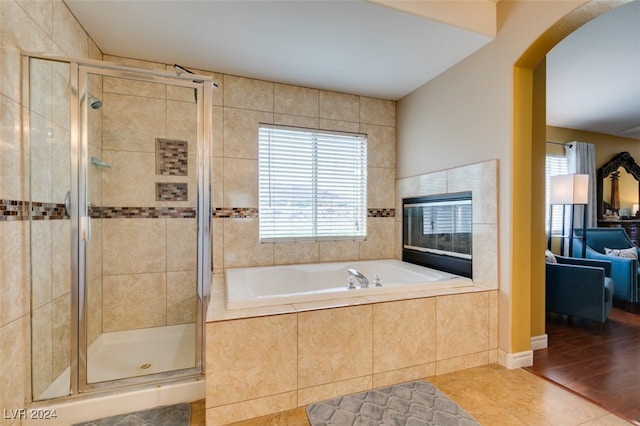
[[78, 65, 210, 391], [27, 54, 211, 399]]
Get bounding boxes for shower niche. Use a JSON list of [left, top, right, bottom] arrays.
[[403, 192, 473, 278]]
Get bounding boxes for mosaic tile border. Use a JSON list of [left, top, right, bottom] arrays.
[[1, 200, 395, 221], [368, 208, 395, 218], [90, 206, 196, 219], [213, 207, 259, 218], [1, 199, 66, 221]]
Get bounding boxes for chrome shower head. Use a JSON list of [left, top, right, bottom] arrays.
[[88, 94, 103, 110]]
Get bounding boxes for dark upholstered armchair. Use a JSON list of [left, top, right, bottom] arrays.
[[573, 228, 639, 304], [546, 254, 615, 331]]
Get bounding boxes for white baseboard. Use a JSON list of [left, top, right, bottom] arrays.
[[530, 334, 548, 351], [498, 349, 533, 369]]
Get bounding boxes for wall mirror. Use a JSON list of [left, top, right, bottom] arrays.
[[597, 151, 640, 219]]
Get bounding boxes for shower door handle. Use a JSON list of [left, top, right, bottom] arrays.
[[81, 216, 92, 241]]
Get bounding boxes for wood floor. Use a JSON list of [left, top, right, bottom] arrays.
[[525, 305, 640, 425]]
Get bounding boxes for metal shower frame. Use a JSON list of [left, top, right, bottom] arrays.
[[23, 52, 214, 397]]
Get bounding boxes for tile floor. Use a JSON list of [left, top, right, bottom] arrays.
[[193, 364, 634, 425]]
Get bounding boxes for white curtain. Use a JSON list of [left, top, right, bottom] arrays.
[[565, 141, 597, 228]]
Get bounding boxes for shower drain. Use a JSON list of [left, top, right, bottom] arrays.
[[138, 363, 152, 370]]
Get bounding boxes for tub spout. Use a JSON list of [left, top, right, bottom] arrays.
[[347, 268, 369, 288]]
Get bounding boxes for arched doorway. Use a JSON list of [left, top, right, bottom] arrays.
[[512, 0, 633, 357]]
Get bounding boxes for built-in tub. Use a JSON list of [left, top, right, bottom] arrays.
[[226, 259, 473, 309]]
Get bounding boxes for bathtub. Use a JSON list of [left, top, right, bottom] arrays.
[[226, 259, 473, 309]]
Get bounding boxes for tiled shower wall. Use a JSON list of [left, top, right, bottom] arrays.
[[0, 0, 396, 412], [90, 65, 199, 337], [0, 0, 102, 413], [206, 71, 397, 271], [104, 53, 397, 278]]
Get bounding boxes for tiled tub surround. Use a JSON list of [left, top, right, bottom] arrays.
[[206, 277, 498, 425], [204, 159, 499, 424]]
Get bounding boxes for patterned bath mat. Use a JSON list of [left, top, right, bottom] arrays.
[[306, 380, 480, 426], [73, 402, 191, 426]]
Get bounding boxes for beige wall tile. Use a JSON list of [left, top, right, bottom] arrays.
[[373, 298, 436, 373], [166, 99, 197, 156], [206, 391, 297, 426], [361, 123, 395, 169], [206, 314, 297, 406], [472, 224, 499, 289], [448, 160, 498, 224], [274, 84, 319, 118], [489, 290, 499, 350], [212, 106, 224, 157], [436, 292, 490, 361], [167, 270, 197, 325], [372, 363, 435, 389], [212, 156, 224, 208], [274, 241, 319, 265], [223, 108, 272, 160], [52, 294, 70, 378], [31, 220, 52, 310], [103, 219, 166, 275], [319, 118, 360, 133], [87, 218, 103, 282], [211, 215, 224, 273], [101, 150, 160, 207], [274, 113, 318, 129], [223, 218, 273, 268], [223, 158, 258, 208], [52, 0, 89, 57], [318, 240, 360, 263], [51, 219, 71, 299], [319, 91, 359, 122], [360, 97, 396, 127], [298, 305, 373, 388], [31, 303, 53, 398], [0, 47, 23, 104], [0, 221, 30, 325], [102, 272, 167, 332], [0, 315, 29, 412], [102, 93, 166, 152], [298, 376, 372, 407], [1, 1, 53, 65], [103, 75, 166, 100], [30, 114, 54, 203], [167, 218, 197, 272], [435, 351, 491, 376], [359, 217, 395, 260], [368, 167, 395, 209], [224, 75, 273, 112], [87, 275, 102, 346], [0, 95, 24, 200]]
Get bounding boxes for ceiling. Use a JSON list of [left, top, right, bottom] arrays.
[[546, 0, 640, 140], [64, 0, 639, 140]]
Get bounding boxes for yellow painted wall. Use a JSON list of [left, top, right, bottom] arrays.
[[398, 0, 631, 357]]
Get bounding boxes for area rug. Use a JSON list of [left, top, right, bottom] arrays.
[[306, 380, 480, 426], [73, 402, 191, 426]]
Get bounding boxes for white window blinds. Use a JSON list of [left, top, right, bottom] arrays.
[[259, 124, 367, 242], [422, 200, 472, 235]]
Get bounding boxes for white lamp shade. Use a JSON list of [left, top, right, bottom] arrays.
[[550, 174, 589, 205]]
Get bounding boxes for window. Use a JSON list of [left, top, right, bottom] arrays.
[[546, 154, 568, 233], [258, 124, 367, 242]]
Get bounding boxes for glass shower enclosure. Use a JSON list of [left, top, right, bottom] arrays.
[[25, 54, 213, 399]]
